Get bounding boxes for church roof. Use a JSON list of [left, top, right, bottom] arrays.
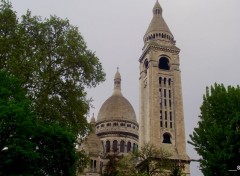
[[145, 0, 173, 36], [97, 69, 137, 123]]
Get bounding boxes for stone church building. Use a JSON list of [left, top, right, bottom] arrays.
[[79, 1, 190, 175]]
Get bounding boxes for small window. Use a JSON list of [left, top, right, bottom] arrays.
[[101, 124, 105, 127], [144, 59, 149, 69], [120, 141, 125, 153], [91, 160, 93, 168], [169, 90, 171, 98], [120, 123, 125, 126], [127, 124, 131, 127], [106, 141, 110, 153], [159, 77, 162, 85], [113, 122, 118, 126], [133, 143, 138, 153], [163, 133, 171, 144], [107, 123, 111, 126], [127, 142, 131, 152], [113, 140, 118, 152], [164, 78, 166, 85], [160, 121, 163, 127], [94, 160, 96, 169], [164, 89, 166, 98], [168, 79, 171, 86]]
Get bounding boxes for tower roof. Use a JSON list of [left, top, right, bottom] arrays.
[[144, 0, 173, 42], [97, 69, 137, 123]]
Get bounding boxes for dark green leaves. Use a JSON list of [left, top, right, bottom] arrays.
[[0, 0, 105, 135], [189, 83, 240, 176]]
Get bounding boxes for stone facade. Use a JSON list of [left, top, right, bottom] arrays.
[[79, 70, 139, 176], [80, 1, 190, 175], [139, 0, 190, 175]]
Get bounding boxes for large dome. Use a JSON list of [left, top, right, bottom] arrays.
[[97, 94, 136, 122], [97, 69, 137, 123]]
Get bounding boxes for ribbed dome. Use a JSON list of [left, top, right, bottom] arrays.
[[97, 69, 137, 123]]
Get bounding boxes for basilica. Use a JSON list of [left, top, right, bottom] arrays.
[[79, 1, 190, 175]]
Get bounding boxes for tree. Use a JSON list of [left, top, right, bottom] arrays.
[[103, 152, 121, 176], [137, 143, 172, 176], [117, 153, 138, 176], [189, 83, 240, 176], [0, 0, 105, 135], [0, 70, 81, 175]]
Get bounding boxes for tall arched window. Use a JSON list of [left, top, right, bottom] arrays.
[[163, 133, 171, 144], [94, 160, 96, 169], [144, 59, 149, 69], [112, 140, 118, 152], [133, 143, 138, 153], [159, 57, 170, 70], [127, 142, 131, 152], [168, 78, 171, 86], [106, 141, 110, 153], [120, 141, 125, 153]]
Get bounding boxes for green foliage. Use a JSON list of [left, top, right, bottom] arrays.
[[0, 70, 80, 175], [115, 143, 176, 176], [0, 0, 105, 135], [103, 153, 121, 176], [137, 143, 172, 176], [117, 153, 138, 176], [189, 83, 240, 176]]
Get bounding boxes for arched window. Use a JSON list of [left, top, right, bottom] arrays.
[[106, 141, 110, 153], [159, 77, 162, 85], [163, 133, 171, 144], [113, 140, 118, 152], [127, 142, 131, 152], [168, 78, 171, 86], [133, 143, 138, 153], [144, 59, 149, 69], [164, 78, 166, 85], [120, 141, 125, 153], [94, 160, 97, 169], [159, 57, 170, 70]]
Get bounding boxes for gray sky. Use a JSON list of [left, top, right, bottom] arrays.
[[11, 0, 240, 175]]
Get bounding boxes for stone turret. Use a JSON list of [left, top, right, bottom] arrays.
[[143, 0, 175, 45]]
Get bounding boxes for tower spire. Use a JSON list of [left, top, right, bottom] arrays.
[[113, 67, 122, 95], [153, 0, 162, 15], [143, 0, 174, 44]]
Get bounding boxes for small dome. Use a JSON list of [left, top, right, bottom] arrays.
[[82, 131, 104, 155]]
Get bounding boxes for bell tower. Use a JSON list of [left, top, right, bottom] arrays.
[[139, 0, 190, 174]]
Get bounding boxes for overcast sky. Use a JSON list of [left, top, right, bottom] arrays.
[[10, 0, 240, 175]]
